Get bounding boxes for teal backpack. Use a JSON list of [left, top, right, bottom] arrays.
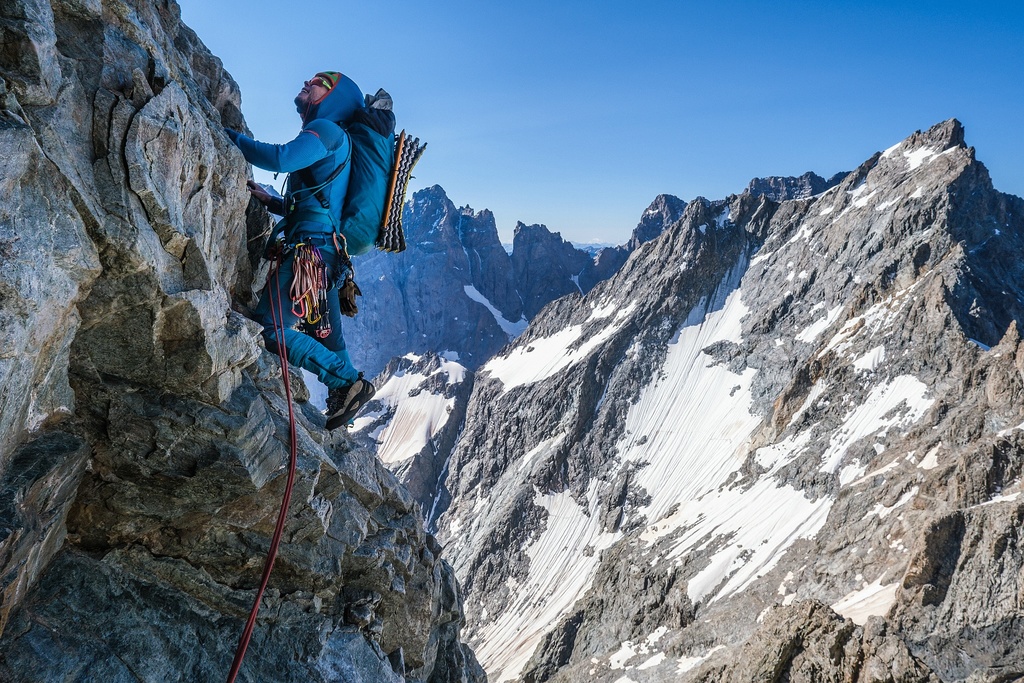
[[337, 89, 426, 255]]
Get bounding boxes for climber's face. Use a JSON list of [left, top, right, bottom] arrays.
[[294, 76, 330, 113]]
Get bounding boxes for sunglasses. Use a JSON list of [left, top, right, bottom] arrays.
[[306, 75, 333, 90]]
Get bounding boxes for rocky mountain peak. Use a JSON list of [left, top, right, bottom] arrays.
[[746, 170, 848, 202], [627, 193, 687, 250], [909, 117, 966, 150], [512, 222, 593, 318], [434, 119, 1024, 682]]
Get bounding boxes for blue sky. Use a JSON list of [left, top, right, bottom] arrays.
[[180, 1, 1024, 244]]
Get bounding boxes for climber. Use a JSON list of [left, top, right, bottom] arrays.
[[225, 71, 375, 430]]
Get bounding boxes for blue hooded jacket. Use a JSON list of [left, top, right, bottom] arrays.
[[229, 74, 364, 241]]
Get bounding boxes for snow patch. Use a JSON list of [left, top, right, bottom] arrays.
[[637, 653, 667, 670], [750, 247, 772, 266], [904, 146, 938, 170], [853, 345, 886, 371], [677, 647, 725, 673], [755, 431, 813, 471], [787, 381, 828, 429], [786, 221, 815, 245], [868, 486, 919, 518], [979, 491, 1022, 507], [997, 421, 1024, 438], [832, 579, 898, 625], [851, 457, 901, 486], [715, 207, 731, 229], [610, 642, 638, 669], [473, 483, 618, 682], [881, 141, 902, 158], [464, 284, 528, 338], [921, 445, 944, 471], [819, 376, 934, 476], [483, 305, 635, 393], [673, 480, 833, 603], [517, 434, 565, 475], [362, 357, 467, 465], [570, 272, 584, 294], [796, 304, 843, 343], [852, 189, 879, 209]]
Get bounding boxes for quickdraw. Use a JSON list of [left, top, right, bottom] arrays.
[[283, 243, 333, 338]]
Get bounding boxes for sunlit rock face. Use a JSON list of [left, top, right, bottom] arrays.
[[344, 186, 686, 380], [349, 193, 687, 533], [435, 119, 1024, 683], [0, 1, 483, 681]]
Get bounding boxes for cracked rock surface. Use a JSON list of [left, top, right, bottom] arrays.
[[0, 1, 482, 680]]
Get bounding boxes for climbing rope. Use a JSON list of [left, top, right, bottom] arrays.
[[225, 254, 299, 683]]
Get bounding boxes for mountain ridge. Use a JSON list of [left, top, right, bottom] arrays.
[[430, 118, 1024, 682]]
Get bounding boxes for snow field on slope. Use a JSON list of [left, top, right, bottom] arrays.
[[817, 375, 934, 482], [472, 256, 939, 676], [831, 578, 899, 625], [355, 354, 467, 465], [472, 483, 618, 683], [620, 264, 935, 606], [601, 260, 834, 604], [463, 284, 528, 338], [481, 303, 636, 393], [618, 262, 760, 527]]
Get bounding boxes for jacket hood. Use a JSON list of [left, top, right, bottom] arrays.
[[303, 73, 364, 125]]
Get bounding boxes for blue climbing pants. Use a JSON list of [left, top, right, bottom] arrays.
[[252, 242, 359, 390]]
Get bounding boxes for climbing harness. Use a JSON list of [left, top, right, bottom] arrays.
[[225, 254, 299, 683]]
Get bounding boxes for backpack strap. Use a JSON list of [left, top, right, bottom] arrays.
[[287, 141, 352, 212], [296, 162, 345, 210]]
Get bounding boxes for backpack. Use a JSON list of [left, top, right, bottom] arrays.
[[338, 89, 426, 255]]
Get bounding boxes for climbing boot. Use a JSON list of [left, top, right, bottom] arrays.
[[325, 374, 376, 430]]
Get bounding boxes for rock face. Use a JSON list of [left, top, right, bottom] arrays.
[[350, 193, 687, 519], [436, 119, 1024, 682], [342, 187, 527, 379], [511, 222, 593, 320], [0, 1, 482, 681], [746, 170, 848, 202], [343, 187, 686, 379], [626, 193, 689, 251]]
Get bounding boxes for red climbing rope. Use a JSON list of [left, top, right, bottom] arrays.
[[226, 255, 300, 683]]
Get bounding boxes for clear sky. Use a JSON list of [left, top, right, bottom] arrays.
[[180, 0, 1024, 245]]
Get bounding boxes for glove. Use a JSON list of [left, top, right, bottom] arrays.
[[224, 127, 242, 145], [338, 276, 361, 317]]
